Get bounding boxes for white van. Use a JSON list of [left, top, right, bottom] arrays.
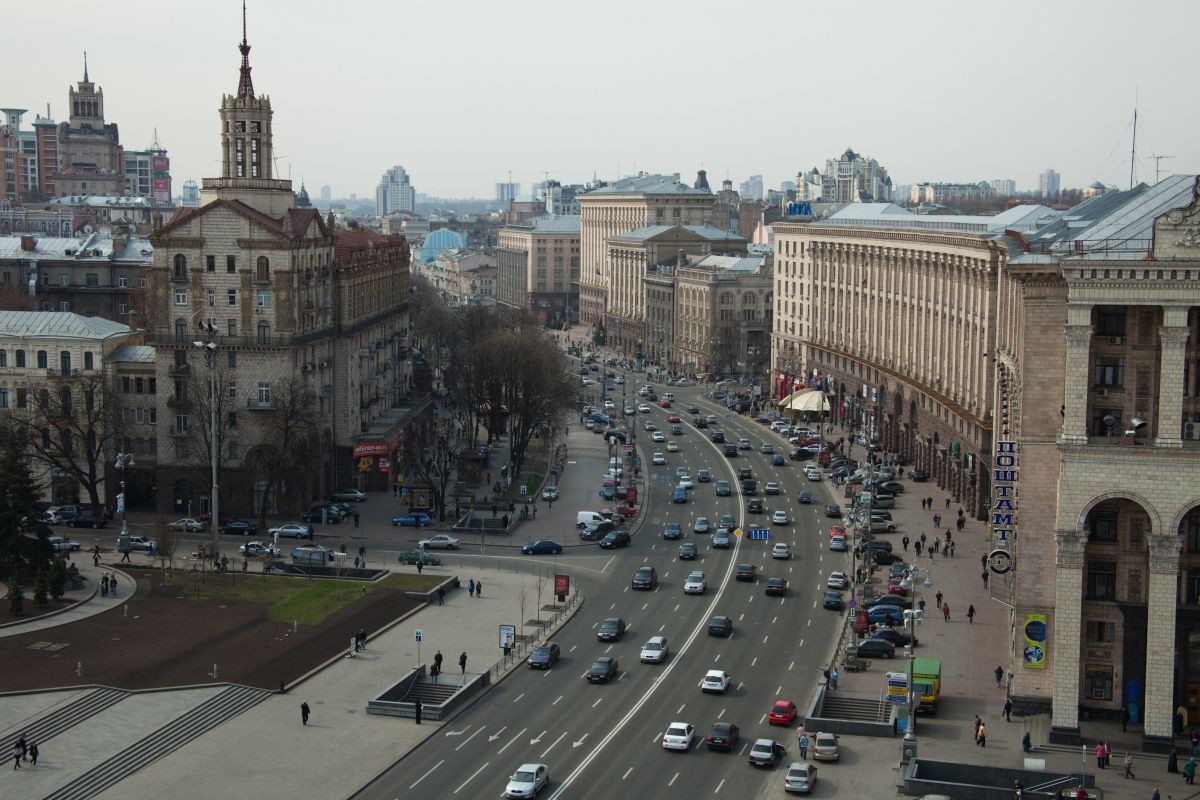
[[577, 511, 607, 529], [663, 392, 675, 401]]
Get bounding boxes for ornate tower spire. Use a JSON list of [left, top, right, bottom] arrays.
[[83, 51, 89, 82], [236, 0, 255, 98]]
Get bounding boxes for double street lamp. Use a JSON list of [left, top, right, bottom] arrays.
[[193, 320, 220, 546], [114, 452, 134, 536], [901, 564, 934, 765]]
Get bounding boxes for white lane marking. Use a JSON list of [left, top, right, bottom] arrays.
[[714, 778, 726, 794], [718, 707, 726, 719], [455, 724, 485, 751], [570, 644, 577, 653], [738, 613, 745, 621], [573, 733, 589, 748], [541, 731, 569, 758], [669, 772, 679, 786], [605, 645, 613, 653], [409, 758, 443, 789], [453, 761, 490, 794], [772, 616, 778, 624], [674, 604, 680, 612], [554, 695, 565, 704], [758, 713, 766, 725], [601, 555, 615, 573], [751, 657, 758, 667], [642, 602, 649, 610], [659, 623, 666, 632], [592, 697, 603, 708], [799, 639, 804, 648], [789, 661, 795, 671], [677, 704, 686, 714], [622, 767, 633, 780], [776, 685, 783, 695], [497, 727, 527, 754], [807, 618, 812, 626], [714, 653, 721, 662], [488, 726, 507, 742], [512, 693, 525, 703], [763, 635, 769, 644], [738, 682, 745, 692]]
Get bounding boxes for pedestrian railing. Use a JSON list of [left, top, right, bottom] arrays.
[[489, 590, 584, 679]]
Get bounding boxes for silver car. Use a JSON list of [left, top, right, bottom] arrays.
[[684, 570, 707, 594]]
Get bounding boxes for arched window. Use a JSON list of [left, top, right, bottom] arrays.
[[256, 255, 269, 282], [174, 319, 187, 342], [257, 321, 271, 345], [173, 253, 187, 280], [84, 351, 94, 370], [36, 350, 48, 369]]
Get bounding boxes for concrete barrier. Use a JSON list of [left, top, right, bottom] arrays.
[[905, 758, 1099, 800]]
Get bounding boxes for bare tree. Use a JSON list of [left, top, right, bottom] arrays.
[[0, 282, 36, 310], [155, 519, 179, 582], [398, 409, 468, 521], [245, 378, 320, 527], [496, 327, 576, 481], [517, 580, 529, 642], [16, 374, 117, 513], [534, 568, 547, 626], [177, 358, 233, 525]]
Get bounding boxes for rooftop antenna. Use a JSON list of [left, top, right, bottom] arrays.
[[272, 153, 287, 177], [1149, 154, 1175, 184], [1128, 90, 1138, 189]]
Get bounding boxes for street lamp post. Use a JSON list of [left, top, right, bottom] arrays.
[[114, 452, 134, 536], [194, 321, 219, 547], [901, 564, 933, 765]]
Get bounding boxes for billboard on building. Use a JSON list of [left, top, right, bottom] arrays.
[[1023, 613, 1047, 668], [152, 178, 170, 203], [152, 155, 169, 173]]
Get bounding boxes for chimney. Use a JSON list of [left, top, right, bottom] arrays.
[[20, 235, 36, 252]]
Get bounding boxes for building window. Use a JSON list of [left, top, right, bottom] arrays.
[[1089, 509, 1118, 542], [257, 382, 271, 406], [256, 256, 269, 281], [148, 408, 156, 424], [0, 350, 5, 367], [118, 274, 128, 288], [206, 255, 215, 272], [135, 407, 145, 423], [122, 376, 131, 393], [86, 273, 99, 287], [257, 321, 271, 344], [228, 289, 238, 306], [256, 291, 270, 308], [173, 253, 187, 279], [175, 320, 187, 342], [36, 350, 47, 369], [135, 378, 144, 394], [227, 382, 237, 399], [1094, 358, 1124, 387], [59, 302, 71, 312], [174, 289, 187, 306], [227, 255, 237, 274], [175, 414, 188, 434], [84, 351, 94, 370], [0, 389, 8, 409], [1187, 568, 1200, 605], [228, 412, 238, 429], [148, 378, 156, 395], [1186, 510, 1200, 553], [1085, 663, 1114, 701], [1095, 307, 1126, 337], [228, 351, 237, 368], [15, 350, 24, 367], [1085, 620, 1115, 643], [16, 388, 26, 408], [1086, 560, 1117, 600], [228, 320, 237, 337], [229, 442, 240, 460]]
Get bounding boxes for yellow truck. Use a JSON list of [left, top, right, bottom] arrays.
[[912, 657, 942, 714]]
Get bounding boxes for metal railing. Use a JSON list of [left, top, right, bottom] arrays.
[[488, 590, 583, 679]]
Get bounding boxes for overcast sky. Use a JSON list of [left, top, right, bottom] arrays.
[[8, 0, 1197, 201]]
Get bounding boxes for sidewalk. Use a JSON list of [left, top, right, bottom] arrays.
[[0, 559, 132, 638]]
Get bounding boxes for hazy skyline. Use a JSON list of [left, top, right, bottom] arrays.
[[7, 0, 1198, 201]]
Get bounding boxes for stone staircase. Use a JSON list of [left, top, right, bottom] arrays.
[[406, 678, 461, 706], [0, 687, 128, 747], [46, 684, 270, 800], [821, 692, 890, 723]]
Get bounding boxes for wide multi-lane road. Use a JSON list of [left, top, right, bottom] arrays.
[[358, 375, 850, 799]]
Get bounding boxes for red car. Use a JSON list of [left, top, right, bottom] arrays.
[[666, 414, 680, 423], [887, 579, 909, 597], [768, 699, 798, 726], [658, 399, 673, 408], [828, 524, 846, 538]]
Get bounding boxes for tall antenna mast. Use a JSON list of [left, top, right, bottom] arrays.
[[1128, 99, 1138, 189], [1149, 154, 1175, 184]]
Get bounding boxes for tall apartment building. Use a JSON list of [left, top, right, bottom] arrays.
[[495, 182, 519, 205], [319, 185, 331, 203], [147, 15, 419, 517], [820, 148, 892, 203], [909, 182, 994, 205], [577, 173, 714, 327], [55, 61, 125, 197], [739, 175, 763, 201], [990, 178, 1017, 196], [375, 166, 415, 215], [1039, 168, 1061, 200], [496, 214, 580, 325], [123, 147, 171, 202], [181, 180, 201, 207]]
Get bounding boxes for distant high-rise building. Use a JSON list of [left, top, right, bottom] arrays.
[[1038, 168, 1061, 200], [181, 179, 200, 207], [123, 145, 171, 202], [989, 179, 1016, 196], [819, 149, 892, 203], [495, 182, 520, 205], [542, 180, 584, 216], [375, 165, 415, 215], [739, 175, 763, 201], [319, 184, 331, 202], [780, 180, 796, 193]]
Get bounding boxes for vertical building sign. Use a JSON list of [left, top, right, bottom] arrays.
[[992, 439, 1017, 550], [1023, 613, 1048, 668]]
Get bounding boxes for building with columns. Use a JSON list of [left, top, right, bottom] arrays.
[[577, 173, 714, 328], [672, 253, 772, 378]]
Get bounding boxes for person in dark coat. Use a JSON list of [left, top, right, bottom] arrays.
[[28, 741, 37, 766], [300, 702, 310, 726], [414, 698, 422, 725]]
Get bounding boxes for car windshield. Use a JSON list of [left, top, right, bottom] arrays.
[[752, 742, 771, 753], [591, 659, 609, 670], [667, 726, 688, 737], [533, 645, 552, 656], [643, 642, 661, 651], [512, 770, 535, 782]]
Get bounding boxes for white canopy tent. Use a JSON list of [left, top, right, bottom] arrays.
[[777, 389, 831, 413]]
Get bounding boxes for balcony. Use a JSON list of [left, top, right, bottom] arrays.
[[168, 425, 190, 437], [170, 271, 189, 284], [45, 369, 81, 379], [245, 397, 276, 411], [166, 394, 192, 409], [168, 363, 191, 377], [320, 385, 333, 397]]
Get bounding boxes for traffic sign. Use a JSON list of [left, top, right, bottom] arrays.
[[414, 629, 423, 643], [748, 527, 771, 540]]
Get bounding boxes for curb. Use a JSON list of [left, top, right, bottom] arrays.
[[0, 584, 97, 630]]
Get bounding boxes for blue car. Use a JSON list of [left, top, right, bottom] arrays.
[[772, 454, 785, 466], [798, 490, 812, 504], [522, 539, 563, 555], [391, 513, 432, 527], [673, 485, 688, 503], [867, 605, 904, 625]]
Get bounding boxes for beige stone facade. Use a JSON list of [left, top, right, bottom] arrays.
[[672, 254, 772, 377], [495, 215, 580, 325], [771, 223, 999, 516]]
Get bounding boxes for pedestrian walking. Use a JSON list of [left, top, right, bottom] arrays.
[[109, 573, 118, 597], [981, 553, 988, 570], [830, 668, 838, 690], [928, 546, 935, 561], [1095, 741, 1107, 768], [1104, 741, 1112, 768], [933, 513, 941, 528], [393, 484, 398, 497], [977, 721, 987, 747], [436, 586, 444, 606], [946, 498, 951, 509], [1003, 697, 1013, 721], [1022, 731, 1032, 753], [920, 532, 927, 546], [957, 517, 965, 532], [416, 560, 423, 574], [468, 578, 475, 597], [1187, 756, 1198, 784], [798, 733, 809, 759], [902, 535, 909, 551], [1151, 788, 1161, 800], [100, 574, 108, 597], [918, 598, 926, 614], [120, 547, 131, 563], [914, 541, 923, 557], [974, 715, 983, 739], [358, 545, 366, 563], [982, 570, 990, 588], [301, 701, 310, 726], [475, 578, 482, 597], [11, 745, 21, 770], [459, 651, 468, 677], [27, 741, 37, 766], [995, 665, 1005, 688], [942, 602, 950, 621], [935, 591, 944, 608], [353, 511, 360, 528], [968, 604, 976, 624], [1124, 752, 1135, 779], [93, 551, 100, 567], [357, 628, 367, 651], [949, 541, 956, 557], [17, 735, 27, 761], [502, 514, 509, 529]]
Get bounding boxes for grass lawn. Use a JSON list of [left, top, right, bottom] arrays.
[[143, 568, 442, 625]]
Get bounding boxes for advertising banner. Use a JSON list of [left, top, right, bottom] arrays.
[[554, 574, 570, 597], [1023, 613, 1048, 668]]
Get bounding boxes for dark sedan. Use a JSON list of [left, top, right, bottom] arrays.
[[597, 617, 626, 641], [798, 491, 812, 504], [764, 577, 787, 596], [735, 563, 757, 581], [908, 469, 928, 482], [678, 542, 698, 560], [878, 481, 905, 495], [822, 591, 844, 610], [856, 638, 897, 659], [587, 656, 619, 683], [66, 514, 107, 529], [662, 522, 683, 540], [712, 530, 732, 549], [599, 530, 631, 549], [528, 642, 561, 669], [222, 520, 259, 536], [871, 628, 918, 648], [708, 615, 733, 637], [522, 539, 563, 555], [705, 722, 740, 751], [824, 503, 842, 518]]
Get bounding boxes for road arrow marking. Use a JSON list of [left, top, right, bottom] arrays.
[[530, 730, 547, 745], [488, 726, 507, 742], [445, 726, 469, 737], [573, 733, 589, 748]]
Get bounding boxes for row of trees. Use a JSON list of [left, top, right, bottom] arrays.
[[397, 282, 577, 521]]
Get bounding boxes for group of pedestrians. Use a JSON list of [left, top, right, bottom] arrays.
[[10, 735, 38, 769], [99, 570, 119, 598], [467, 578, 483, 597]]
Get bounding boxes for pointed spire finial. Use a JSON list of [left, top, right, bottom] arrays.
[[236, 0, 255, 98], [83, 51, 89, 82]]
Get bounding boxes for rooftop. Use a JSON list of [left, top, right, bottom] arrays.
[[583, 174, 711, 197], [106, 344, 156, 363], [529, 214, 581, 234], [0, 311, 138, 341], [688, 254, 767, 273], [609, 224, 747, 244], [818, 202, 1056, 234]]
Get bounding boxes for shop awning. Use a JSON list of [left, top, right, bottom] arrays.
[[777, 389, 831, 413]]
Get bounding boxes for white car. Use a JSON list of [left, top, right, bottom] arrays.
[[666, 440, 679, 452], [829, 535, 847, 552], [418, 534, 460, 550], [805, 468, 822, 482], [701, 669, 732, 694], [240, 541, 281, 558], [764, 482, 780, 495], [772, 542, 791, 560], [772, 510, 789, 525], [541, 486, 559, 502], [652, 452, 666, 465], [505, 762, 549, 798], [624, 406, 635, 416], [652, 431, 666, 442], [683, 570, 707, 594], [827, 571, 848, 590], [661, 722, 696, 751], [269, 522, 314, 539], [638, 403, 652, 413], [640, 635, 669, 663], [677, 475, 693, 490], [167, 517, 206, 532], [603, 400, 615, 411]]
